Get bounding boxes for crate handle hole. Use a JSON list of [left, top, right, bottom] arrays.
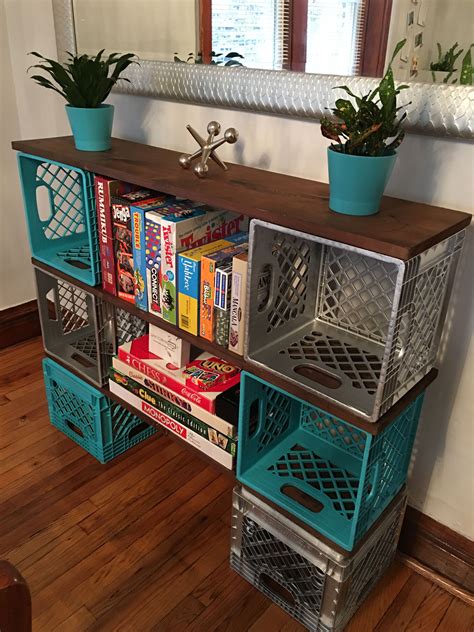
[[36, 184, 53, 222], [46, 289, 57, 321], [71, 353, 95, 369], [66, 419, 84, 438], [248, 399, 260, 438], [64, 259, 91, 270], [281, 484, 324, 513], [294, 364, 342, 390], [128, 422, 149, 439], [257, 264, 272, 312], [260, 573, 296, 608]]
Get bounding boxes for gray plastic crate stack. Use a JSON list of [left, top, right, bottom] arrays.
[[35, 265, 148, 387], [230, 486, 407, 632], [245, 220, 465, 422]]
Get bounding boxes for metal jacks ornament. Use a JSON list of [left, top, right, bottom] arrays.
[[179, 121, 239, 178]]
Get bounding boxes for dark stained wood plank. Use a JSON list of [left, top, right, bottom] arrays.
[[405, 583, 453, 631], [436, 599, 474, 632], [35, 258, 439, 436], [399, 505, 474, 593], [374, 573, 436, 631], [12, 136, 471, 260], [0, 561, 31, 632]]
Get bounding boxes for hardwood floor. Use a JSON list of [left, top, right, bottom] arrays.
[[0, 338, 472, 632]]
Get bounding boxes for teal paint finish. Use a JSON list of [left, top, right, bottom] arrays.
[[327, 148, 398, 216], [66, 104, 114, 152], [237, 371, 424, 550]]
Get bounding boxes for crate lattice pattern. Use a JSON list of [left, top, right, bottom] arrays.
[[38, 163, 85, 240], [50, 379, 96, 440], [282, 330, 382, 395], [115, 307, 148, 345], [252, 386, 292, 452], [266, 235, 311, 333], [57, 280, 90, 333], [317, 248, 398, 344]]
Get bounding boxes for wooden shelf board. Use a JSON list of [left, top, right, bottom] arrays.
[[34, 258, 438, 435], [14, 136, 471, 260]]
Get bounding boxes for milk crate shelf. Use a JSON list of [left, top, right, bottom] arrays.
[[17, 153, 100, 285], [246, 220, 464, 422], [237, 372, 423, 550], [230, 486, 407, 632], [35, 266, 148, 387], [43, 358, 157, 463]]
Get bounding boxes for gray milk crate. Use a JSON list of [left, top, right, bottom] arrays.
[[230, 486, 407, 632], [35, 266, 148, 386], [245, 220, 465, 422]]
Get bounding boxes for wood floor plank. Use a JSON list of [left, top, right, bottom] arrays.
[[374, 572, 435, 632], [0, 337, 465, 632], [436, 598, 474, 632]]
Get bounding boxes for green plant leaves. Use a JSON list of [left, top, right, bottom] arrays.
[[320, 39, 409, 156], [28, 50, 138, 108]]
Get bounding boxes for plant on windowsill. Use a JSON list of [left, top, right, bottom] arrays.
[[320, 39, 409, 216], [174, 51, 244, 66], [27, 50, 137, 151]]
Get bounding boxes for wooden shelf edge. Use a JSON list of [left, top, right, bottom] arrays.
[[33, 258, 438, 435], [43, 351, 236, 479]]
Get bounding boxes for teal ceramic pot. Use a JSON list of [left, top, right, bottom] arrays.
[[327, 147, 398, 216], [66, 104, 114, 151]]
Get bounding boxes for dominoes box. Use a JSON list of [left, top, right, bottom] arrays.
[[149, 323, 191, 368]]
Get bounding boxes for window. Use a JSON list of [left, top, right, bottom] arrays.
[[201, 0, 392, 76]]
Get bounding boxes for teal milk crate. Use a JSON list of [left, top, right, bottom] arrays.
[[43, 358, 157, 464], [17, 153, 100, 285], [237, 372, 424, 550]]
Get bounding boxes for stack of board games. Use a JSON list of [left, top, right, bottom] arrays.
[[110, 334, 240, 469], [177, 232, 248, 337], [159, 209, 248, 325]]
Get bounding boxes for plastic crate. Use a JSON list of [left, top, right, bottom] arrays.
[[230, 486, 407, 632], [17, 152, 100, 285], [237, 372, 423, 550], [246, 220, 464, 422], [35, 266, 148, 386], [43, 358, 157, 463]]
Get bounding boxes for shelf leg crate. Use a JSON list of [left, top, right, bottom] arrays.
[[237, 372, 423, 550], [230, 486, 407, 632], [43, 358, 157, 463], [17, 152, 100, 285], [35, 266, 148, 386], [246, 220, 465, 422]]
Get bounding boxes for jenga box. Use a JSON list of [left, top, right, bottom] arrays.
[[94, 176, 131, 296], [112, 190, 165, 303], [177, 238, 238, 336], [228, 252, 248, 356], [161, 209, 248, 326], [200, 241, 248, 341]]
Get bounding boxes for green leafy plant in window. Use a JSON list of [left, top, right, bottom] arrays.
[[430, 42, 463, 83], [174, 51, 244, 66], [320, 39, 409, 156]]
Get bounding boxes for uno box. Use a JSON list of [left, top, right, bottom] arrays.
[[130, 194, 169, 311], [228, 252, 248, 356], [200, 241, 248, 342], [94, 176, 131, 296], [117, 334, 241, 420], [112, 356, 237, 438], [161, 209, 248, 326], [178, 238, 240, 336], [112, 189, 163, 304], [149, 322, 191, 368]]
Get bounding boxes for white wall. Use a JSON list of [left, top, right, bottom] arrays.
[[2, 0, 473, 539]]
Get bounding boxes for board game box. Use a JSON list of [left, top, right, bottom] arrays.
[[109, 380, 234, 469], [109, 368, 237, 456], [161, 209, 248, 326], [117, 334, 241, 418], [228, 252, 248, 355]]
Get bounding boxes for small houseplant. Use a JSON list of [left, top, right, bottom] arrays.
[[320, 40, 408, 216], [28, 50, 137, 151]]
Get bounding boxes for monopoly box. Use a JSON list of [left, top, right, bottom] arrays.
[[161, 209, 248, 326]]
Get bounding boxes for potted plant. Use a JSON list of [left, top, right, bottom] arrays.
[[28, 50, 137, 151], [320, 40, 409, 216]]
